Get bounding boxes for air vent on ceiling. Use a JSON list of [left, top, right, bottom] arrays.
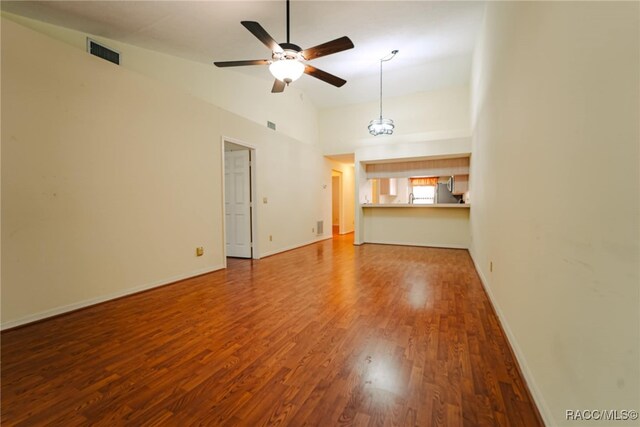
[[267, 121, 276, 131], [87, 38, 120, 65]]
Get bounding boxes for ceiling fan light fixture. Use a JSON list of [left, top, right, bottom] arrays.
[[368, 117, 395, 136], [269, 59, 305, 84], [213, 0, 354, 93]]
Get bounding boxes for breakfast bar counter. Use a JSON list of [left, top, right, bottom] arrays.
[[360, 203, 470, 249], [361, 203, 470, 208]]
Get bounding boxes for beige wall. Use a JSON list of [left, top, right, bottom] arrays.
[[319, 86, 471, 155], [1, 17, 222, 326], [216, 113, 331, 259], [470, 3, 639, 425], [1, 12, 320, 147], [363, 207, 470, 249], [1, 18, 330, 328]]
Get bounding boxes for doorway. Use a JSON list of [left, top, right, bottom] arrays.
[[331, 170, 343, 236], [223, 140, 257, 259]]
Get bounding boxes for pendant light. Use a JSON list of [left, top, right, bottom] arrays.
[[368, 50, 398, 136]]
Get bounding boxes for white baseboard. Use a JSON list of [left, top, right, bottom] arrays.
[[363, 239, 468, 250], [260, 235, 332, 258], [0, 264, 225, 330], [468, 250, 553, 427]]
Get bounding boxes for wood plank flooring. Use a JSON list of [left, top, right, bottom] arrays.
[[1, 234, 543, 426]]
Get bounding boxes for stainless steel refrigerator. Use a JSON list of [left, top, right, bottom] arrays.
[[436, 182, 459, 204]]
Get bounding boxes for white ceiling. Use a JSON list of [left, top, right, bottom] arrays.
[[2, 1, 485, 108]]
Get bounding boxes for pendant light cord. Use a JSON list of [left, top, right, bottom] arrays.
[[379, 60, 383, 119], [378, 50, 398, 120], [286, 0, 290, 44]]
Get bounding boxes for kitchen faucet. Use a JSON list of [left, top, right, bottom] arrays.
[[409, 192, 415, 204]]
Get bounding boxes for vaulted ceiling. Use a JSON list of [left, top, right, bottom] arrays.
[[2, 1, 485, 108]]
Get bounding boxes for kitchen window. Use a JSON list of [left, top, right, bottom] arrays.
[[410, 177, 438, 205], [411, 185, 435, 204]]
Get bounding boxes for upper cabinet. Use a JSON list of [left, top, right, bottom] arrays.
[[379, 178, 397, 196], [365, 157, 470, 179], [452, 174, 469, 195]]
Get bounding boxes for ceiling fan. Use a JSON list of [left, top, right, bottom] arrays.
[[213, 0, 354, 93]]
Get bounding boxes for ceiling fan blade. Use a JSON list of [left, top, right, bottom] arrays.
[[241, 21, 284, 53], [272, 79, 286, 93], [304, 65, 347, 87], [301, 36, 354, 61], [214, 59, 270, 67]]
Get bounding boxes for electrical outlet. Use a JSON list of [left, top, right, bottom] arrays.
[[269, 235, 273, 241], [263, 197, 268, 204], [196, 247, 204, 257], [490, 261, 493, 272]]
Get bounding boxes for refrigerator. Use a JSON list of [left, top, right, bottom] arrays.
[[436, 182, 460, 204]]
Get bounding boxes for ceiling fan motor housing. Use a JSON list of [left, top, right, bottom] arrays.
[[272, 43, 303, 61], [279, 43, 302, 53]]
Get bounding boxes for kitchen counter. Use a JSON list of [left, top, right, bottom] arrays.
[[361, 203, 470, 209], [361, 202, 471, 249]]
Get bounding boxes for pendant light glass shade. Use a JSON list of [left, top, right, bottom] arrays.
[[269, 59, 305, 83], [368, 118, 395, 135]]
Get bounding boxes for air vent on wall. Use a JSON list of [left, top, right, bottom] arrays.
[[316, 220, 324, 236], [87, 39, 120, 65]]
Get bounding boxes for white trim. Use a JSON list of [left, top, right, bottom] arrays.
[[249, 146, 259, 258], [220, 139, 228, 267], [0, 264, 225, 331], [260, 235, 332, 258], [221, 136, 260, 260], [332, 169, 344, 235], [223, 135, 257, 150], [363, 240, 468, 250], [468, 249, 553, 427]]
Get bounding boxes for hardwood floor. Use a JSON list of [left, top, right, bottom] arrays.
[[1, 234, 543, 426]]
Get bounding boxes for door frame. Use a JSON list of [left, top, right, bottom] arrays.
[[221, 136, 259, 266], [331, 169, 344, 235]]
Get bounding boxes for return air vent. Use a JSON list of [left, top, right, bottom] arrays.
[[316, 220, 324, 236], [87, 39, 120, 65]]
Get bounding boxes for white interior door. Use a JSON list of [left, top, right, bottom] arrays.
[[224, 149, 252, 258]]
